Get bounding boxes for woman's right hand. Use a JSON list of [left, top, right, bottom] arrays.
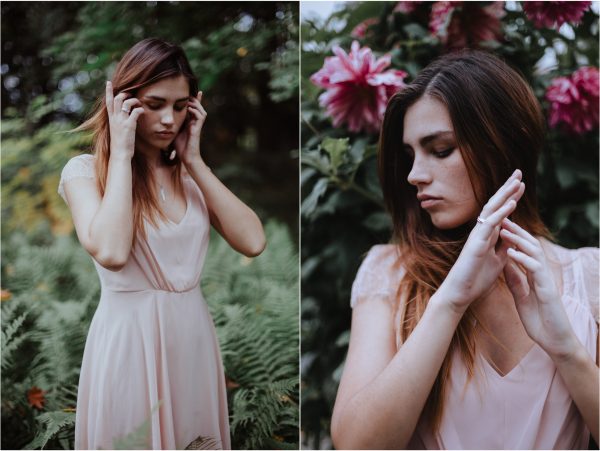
[[105, 81, 144, 160], [436, 169, 526, 314]]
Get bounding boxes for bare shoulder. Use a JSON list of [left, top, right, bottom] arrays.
[[351, 243, 404, 309]]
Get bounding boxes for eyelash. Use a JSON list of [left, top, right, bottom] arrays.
[[147, 104, 186, 112], [433, 147, 454, 158]]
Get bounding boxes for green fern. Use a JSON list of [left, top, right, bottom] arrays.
[[2, 220, 298, 450], [203, 222, 299, 449], [24, 411, 75, 450]]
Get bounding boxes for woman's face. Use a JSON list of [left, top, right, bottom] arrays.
[[402, 95, 480, 229], [135, 75, 190, 151]]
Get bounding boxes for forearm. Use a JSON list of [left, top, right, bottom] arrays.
[[185, 158, 265, 257], [551, 339, 599, 444], [333, 290, 464, 449], [89, 156, 134, 266]]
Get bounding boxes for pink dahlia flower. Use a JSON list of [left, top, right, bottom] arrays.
[[310, 41, 407, 134], [351, 18, 379, 39], [546, 66, 599, 134], [523, 1, 591, 29], [393, 1, 422, 14], [430, 1, 506, 50]]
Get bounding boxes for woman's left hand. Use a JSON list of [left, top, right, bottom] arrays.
[[174, 92, 207, 166], [500, 218, 579, 360]]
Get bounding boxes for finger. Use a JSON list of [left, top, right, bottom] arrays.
[[113, 92, 130, 114], [128, 106, 145, 122], [189, 98, 207, 115], [479, 199, 517, 234], [500, 228, 540, 259], [106, 81, 114, 116], [503, 259, 530, 301], [188, 104, 207, 120], [507, 180, 525, 204], [121, 98, 142, 111], [187, 105, 204, 121], [481, 178, 522, 219], [197, 91, 203, 103], [502, 218, 539, 247], [507, 247, 543, 276]]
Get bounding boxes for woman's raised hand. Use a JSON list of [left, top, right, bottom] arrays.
[[174, 91, 208, 166], [437, 169, 526, 314], [500, 219, 577, 358], [105, 81, 144, 160]]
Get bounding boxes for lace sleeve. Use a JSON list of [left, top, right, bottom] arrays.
[[350, 244, 404, 308], [576, 247, 599, 324], [57, 154, 96, 203]]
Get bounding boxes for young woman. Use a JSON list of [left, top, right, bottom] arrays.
[[331, 50, 598, 449], [58, 38, 266, 450]]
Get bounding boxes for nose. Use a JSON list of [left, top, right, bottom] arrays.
[[406, 153, 433, 186], [160, 108, 174, 126]]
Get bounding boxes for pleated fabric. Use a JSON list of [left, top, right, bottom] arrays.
[[59, 155, 230, 450]]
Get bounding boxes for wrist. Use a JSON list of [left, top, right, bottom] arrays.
[[546, 333, 585, 365], [183, 155, 209, 172], [109, 152, 133, 164], [429, 286, 468, 319]]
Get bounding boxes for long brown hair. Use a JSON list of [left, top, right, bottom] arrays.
[[378, 50, 551, 431], [76, 38, 198, 242]]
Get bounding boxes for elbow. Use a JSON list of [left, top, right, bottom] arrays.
[[242, 231, 266, 258], [93, 250, 129, 272], [246, 237, 266, 258]]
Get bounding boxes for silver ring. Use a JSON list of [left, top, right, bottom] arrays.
[[121, 107, 130, 114], [477, 216, 486, 224]]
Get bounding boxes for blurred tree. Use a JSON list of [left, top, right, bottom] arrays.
[[2, 1, 299, 235]]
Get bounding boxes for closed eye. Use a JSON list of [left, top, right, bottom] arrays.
[[433, 147, 454, 158]]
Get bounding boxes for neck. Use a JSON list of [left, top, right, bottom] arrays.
[[135, 140, 165, 170]]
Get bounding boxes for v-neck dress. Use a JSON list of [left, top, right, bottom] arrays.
[[58, 154, 231, 450], [351, 242, 599, 449]]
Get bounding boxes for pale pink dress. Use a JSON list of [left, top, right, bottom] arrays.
[[58, 154, 231, 450], [351, 242, 599, 450]]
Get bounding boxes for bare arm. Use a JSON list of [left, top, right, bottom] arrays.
[[331, 290, 463, 449], [64, 157, 133, 270], [175, 91, 265, 258], [184, 158, 266, 257], [552, 340, 599, 443], [64, 81, 144, 271]]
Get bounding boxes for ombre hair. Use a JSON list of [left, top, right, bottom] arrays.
[[378, 50, 552, 431], [76, 38, 198, 242]]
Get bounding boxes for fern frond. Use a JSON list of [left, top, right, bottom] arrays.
[[24, 411, 75, 450]]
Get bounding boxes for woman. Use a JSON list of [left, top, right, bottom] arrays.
[[58, 38, 266, 450], [331, 50, 598, 449]]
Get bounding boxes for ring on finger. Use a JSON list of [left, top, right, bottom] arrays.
[[477, 216, 486, 224], [121, 107, 130, 114]]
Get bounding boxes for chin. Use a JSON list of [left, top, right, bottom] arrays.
[[429, 213, 470, 230]]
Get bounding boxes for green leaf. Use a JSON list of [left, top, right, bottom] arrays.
[[321, 137, 350, 172], [301, 178, 329, 218]]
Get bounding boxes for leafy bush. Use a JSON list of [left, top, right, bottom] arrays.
[[1, 222, 298, 450], [300, 2, 599, 448]]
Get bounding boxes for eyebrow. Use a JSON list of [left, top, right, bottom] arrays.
[[142, 95, 189, 102], [402, 130, 455, 149]]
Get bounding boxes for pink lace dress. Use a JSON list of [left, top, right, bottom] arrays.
[[351, 242, 599, 449], [58, 154, 231, 450]]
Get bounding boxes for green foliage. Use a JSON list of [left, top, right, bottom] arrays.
[[1, 221, 297, 450], [2, 2, 299, 234], [202, 222, 299, 450], [301, 2, 599, 449]]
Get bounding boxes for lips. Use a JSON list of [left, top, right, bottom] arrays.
[[417, 194, 442, 209], [156, 131, 175, 138]]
